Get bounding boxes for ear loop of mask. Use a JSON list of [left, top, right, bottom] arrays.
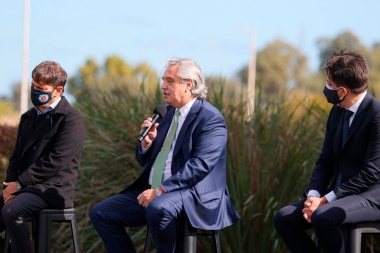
[[326, 82, 345, 101]]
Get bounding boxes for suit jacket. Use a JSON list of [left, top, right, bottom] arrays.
[[128, 99, 240, 230], [305, 92, 380, 204], [6, 96, 86, 209]]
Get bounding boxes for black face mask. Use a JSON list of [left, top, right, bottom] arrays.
[[30, 86, 54, 106], [323, 83, 344, 105]]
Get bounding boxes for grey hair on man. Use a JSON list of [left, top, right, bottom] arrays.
[[164, 58, 208, 99]]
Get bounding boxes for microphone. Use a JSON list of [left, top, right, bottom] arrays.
[[138, 105, 167, 142]]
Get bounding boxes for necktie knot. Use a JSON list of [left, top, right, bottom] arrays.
[[174, 109, 180, 119], [344, 110, 353, 122]]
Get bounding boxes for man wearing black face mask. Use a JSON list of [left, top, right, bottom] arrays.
[[274, 49, 380, 253], [0, 61, 86, 253], [323, 82, 345, 105]]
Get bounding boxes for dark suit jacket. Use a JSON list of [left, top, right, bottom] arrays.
[[305, 92, 380, 204], [129, 99, 240, 230], [6, 96, 86, 209]]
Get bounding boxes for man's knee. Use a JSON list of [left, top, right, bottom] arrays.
[[2, 205, 15, 221], [147, 198, 182, 228], [145, 199, 167, 224], [311, 206, 345, 228], [273, 209, 284, 229], [1, 204, 27, 227], [274, 205, 300, 224], [89, 203, 105, 224], [274, 206, 293, 232]]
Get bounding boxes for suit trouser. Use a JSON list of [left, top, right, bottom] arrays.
[[274, 195, 380, 253], [89, 188, 184, 253], [1, 192, 50, 253]]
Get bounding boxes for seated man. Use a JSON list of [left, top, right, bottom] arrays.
[[90, 57, 240, 253], [274, 49, 380, 253], [1, 61, 86, 253]]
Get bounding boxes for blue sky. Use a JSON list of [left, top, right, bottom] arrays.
[[1, 0, 379, 98]]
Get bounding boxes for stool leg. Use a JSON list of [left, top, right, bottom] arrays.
[[3, 231, 10, 253], [70, 214, 80, 253], [183, 219, 197, 253], [212, 231, 221, 253], [144, 226, 153, 253], [350, 228, 362, 253], [38, 212, 51, 253], [31, 219, 38, 253]]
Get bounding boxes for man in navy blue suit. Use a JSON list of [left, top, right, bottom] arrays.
[[274, 50, 380, 253], [90, 58, 240, 253]]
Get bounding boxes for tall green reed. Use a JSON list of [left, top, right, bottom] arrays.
[[218, 86, 328, 253]]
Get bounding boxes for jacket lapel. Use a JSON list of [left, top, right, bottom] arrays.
[[172, 99, 201, 157], [342, 92, 372, 149], [332, 108, 345, 153]]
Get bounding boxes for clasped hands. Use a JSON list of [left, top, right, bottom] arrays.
[[2, 182, 18, 204], [302, 196, 328, 223]]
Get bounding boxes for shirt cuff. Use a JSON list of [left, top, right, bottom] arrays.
[[158, 185, 167, 194], [142, 146, 149, 153], [324, 191, 337, 203], [307, 190, 321, 198], [141, 142, 152, 153]]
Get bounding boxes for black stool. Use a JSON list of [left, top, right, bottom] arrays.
[[317, 223, 380, 253], [4, 208, 79, 253], [144, 214, 221, 253], [349, 222, 380, 253]]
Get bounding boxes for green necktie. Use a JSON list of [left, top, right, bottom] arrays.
[[151, 109, 180, 188]]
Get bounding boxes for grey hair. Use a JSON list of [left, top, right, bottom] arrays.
[[164, 58, 208, 99]]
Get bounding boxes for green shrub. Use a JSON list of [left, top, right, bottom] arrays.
[[219, 89, 327, 253], [0, 124, 18, 177]]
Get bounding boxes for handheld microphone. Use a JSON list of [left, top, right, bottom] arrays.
[[138, 105, 167, 142]]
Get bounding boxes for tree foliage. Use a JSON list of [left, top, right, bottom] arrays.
[[68, 55, 159, 100], [236, 39, 310, 99], [316, 31, 370, 69], [316, 31, 380, 95], [367, 43, 380, 95], [0, 99, 20, 126], [0, 124, 17, 176], [234, 31, 380, 98]]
